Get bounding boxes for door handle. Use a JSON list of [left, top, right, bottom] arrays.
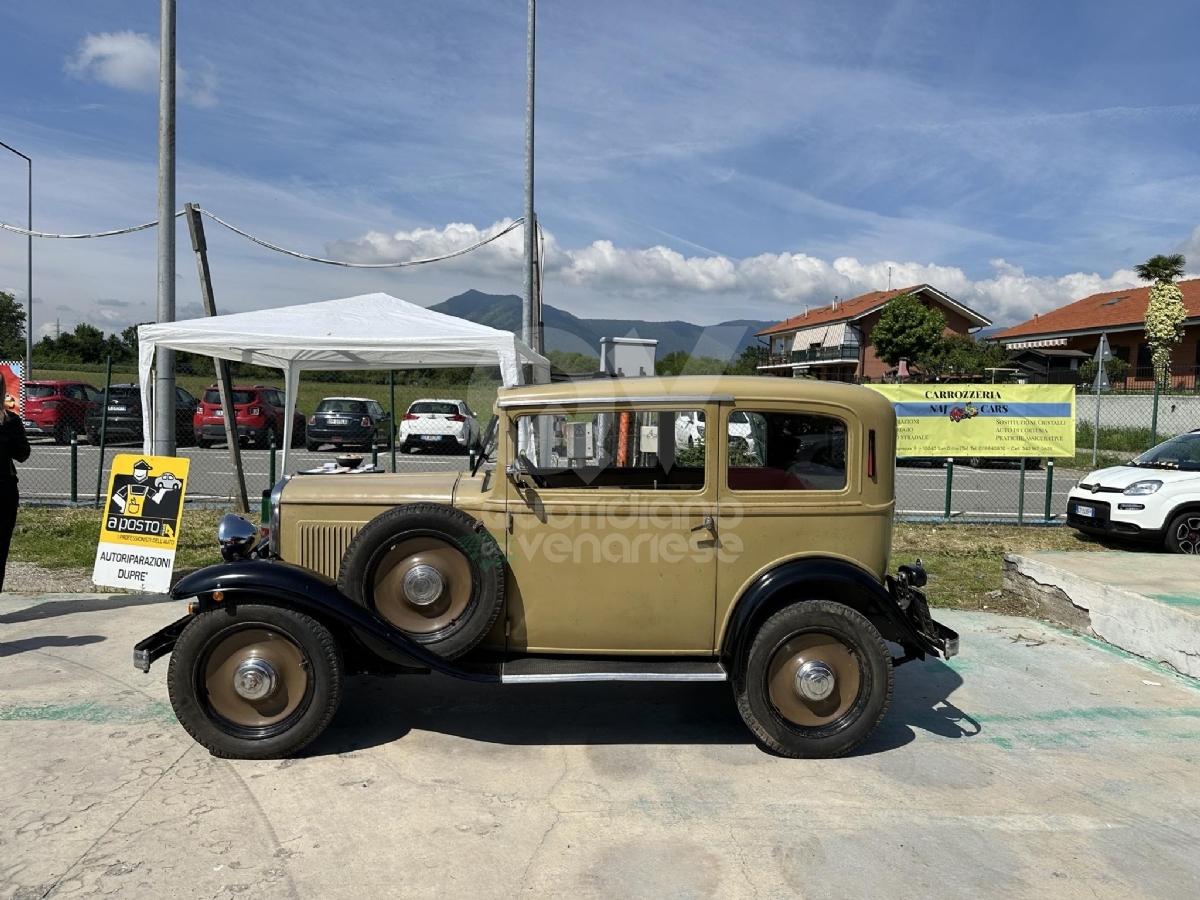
[[691, 515, 716, 534]]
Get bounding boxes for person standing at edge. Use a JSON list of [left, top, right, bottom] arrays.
[[0, 406, 30, 592]]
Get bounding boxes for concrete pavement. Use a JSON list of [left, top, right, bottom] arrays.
[[2, 595, 1199, 899]]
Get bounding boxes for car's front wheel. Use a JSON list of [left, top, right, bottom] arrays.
[[733, 599, 892, 758], [167, 604, 343, 759], [1165, 510, 1200, 554]]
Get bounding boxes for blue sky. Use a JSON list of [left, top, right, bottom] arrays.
[[2, 0, 1200, 340]]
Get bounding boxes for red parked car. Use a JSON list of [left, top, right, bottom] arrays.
[[193, 384, 306, 449], [23, 380, 102, 443]]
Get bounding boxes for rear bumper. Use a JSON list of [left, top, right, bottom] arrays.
[[307, 426, 375, 443]]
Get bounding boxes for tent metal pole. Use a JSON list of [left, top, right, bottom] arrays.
[[389, 370, 396, 473], [185, 203, 249, 512], [522, 0, 536, 350]]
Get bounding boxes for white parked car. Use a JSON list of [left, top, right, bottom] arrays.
[[399, 399, 479, 454], [674, 410, 757, 456], [1066, 429, 1200, 553]]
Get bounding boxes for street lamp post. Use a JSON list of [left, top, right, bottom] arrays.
[[0, 141, 32, 381]]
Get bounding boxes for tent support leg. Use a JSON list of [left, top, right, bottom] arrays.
[[185, 202, 249, 513]]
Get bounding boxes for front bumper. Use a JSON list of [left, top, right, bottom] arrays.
[[889, 566, 958, 660], [1065, 491, 1165, 542]]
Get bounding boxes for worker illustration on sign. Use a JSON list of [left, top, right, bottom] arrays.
[[109, 460, 184, 524]]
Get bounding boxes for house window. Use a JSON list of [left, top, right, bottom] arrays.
[[1136, 343, 1152, 378], [1112, 345, 1130, 363]]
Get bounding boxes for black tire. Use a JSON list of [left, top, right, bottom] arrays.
[[338, 503, 505, 659], [53, 423, 71, 445], [167, 603, 343, 759], [733, 599, 893, 759], [1164, 510, 1200, 554], [197, 437, 211, 449], [258, 423, 278, 450], [306, 440, 320, 452], [967, 456, 985, 469], [86, 428, 100, 445], [1025, 458, 1042, 470]]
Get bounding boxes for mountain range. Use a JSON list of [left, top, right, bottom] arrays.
[[431, 290, 775, 361]]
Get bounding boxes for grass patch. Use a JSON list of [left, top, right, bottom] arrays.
[[891, 522, 1118, 615], [12, 506, 225, 571], [1075, 422, 1157, 454], [11, 509, 1136, 621]]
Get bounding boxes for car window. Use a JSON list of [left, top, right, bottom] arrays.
[[85, 386, 103, 402], [409, 401, 459, 415], [369, 402, 384, 417], [204, 389, 256, 405], [27, 384, 58, 399], [61, 385, 81, 400], [317, 399, 368, 415], [176, 388, 194, 405], [727, 411, 847, 491], [515, 408, 706, 490], [106, 389, 141, 404]]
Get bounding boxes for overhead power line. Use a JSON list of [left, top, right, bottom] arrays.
[[0, 208, 524, 269]]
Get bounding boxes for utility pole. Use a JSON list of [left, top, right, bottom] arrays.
[[0, 141, 32, 380], [154, 0, 177, 455], [522, 0, 537, 353], [185, 203, 249, 512]]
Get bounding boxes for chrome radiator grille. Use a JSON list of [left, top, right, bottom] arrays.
[[296, 522, 361, 580]]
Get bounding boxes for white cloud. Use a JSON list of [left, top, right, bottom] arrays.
[[65, 31, 217, 108], [332, 219, 1148, 325]]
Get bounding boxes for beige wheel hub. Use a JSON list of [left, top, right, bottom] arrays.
[[204, 628, 308, 728], [373, 537, 472, 634], [767, 633, 860, 727]]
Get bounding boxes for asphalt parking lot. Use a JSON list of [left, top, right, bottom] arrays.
[[20, 437, 1079, 519], [2, 595, 1198, 899]]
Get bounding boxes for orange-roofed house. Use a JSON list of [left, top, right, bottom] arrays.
[[995, 279, 1200, 387], [755, 284, 992, 380]]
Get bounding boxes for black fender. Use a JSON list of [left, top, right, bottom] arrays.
[[142, 559, 499, 681], [720, 556, 942, 674]]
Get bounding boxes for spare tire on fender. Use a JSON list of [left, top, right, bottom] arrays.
[[338, 503, 505, 659]]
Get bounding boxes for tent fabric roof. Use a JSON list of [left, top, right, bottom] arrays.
[[137, 292, 549, 462]]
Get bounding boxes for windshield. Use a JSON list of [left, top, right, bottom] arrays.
[[105, 389, 140, 404], [317, 399, 367, 414], [204, 389, 256, 405], [1130, 433, 1200, 469], [410, 401, 459, 415]]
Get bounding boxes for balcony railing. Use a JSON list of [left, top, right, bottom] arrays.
[[792, 344, 860, 365]]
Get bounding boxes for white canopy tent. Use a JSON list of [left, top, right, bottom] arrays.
[[137, 292, 550, 470]]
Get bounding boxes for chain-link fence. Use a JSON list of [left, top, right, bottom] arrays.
[[15, 368, 1194, 524], [895, 379, 1195, 523], [15, 367, 496, 510]]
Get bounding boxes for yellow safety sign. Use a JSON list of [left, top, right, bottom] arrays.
[[93, 454, 190, 593], [866, 384, 1076, 458]]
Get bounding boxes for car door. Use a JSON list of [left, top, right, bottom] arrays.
[[503, 402, 719, 654]]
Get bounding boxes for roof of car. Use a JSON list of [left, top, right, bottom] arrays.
[[496, 374, 889, 412], [317, 397, 376, 403], [408, 398, 466, 405], [27, 380, 90, 386], [202, 384, 278, 391]]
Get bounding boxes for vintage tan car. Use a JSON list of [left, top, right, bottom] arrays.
[[136, 375, 957, 760]]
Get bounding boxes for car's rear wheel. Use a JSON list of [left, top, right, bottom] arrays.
[[167, 604, 343, 759], [259, 423, 278, 450], [967, 456, 985, 469], [306, 440, 320, 452], [197, 437, 211, 449], [1165, 511, 1200, 554], [733, 599, 892, 758], [338, 504, 505, 658]]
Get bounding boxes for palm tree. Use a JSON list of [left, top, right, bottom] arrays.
[[1134, 253, 1186, 283]]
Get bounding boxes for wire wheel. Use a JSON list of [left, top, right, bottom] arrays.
[[766, 632, 862, 728], [201, 627, 310, 731], [372, 536, 474, 634]]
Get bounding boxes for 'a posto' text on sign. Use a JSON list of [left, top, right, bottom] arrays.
[[92, 454, 191, 593], [866, 384, 1076, 458]]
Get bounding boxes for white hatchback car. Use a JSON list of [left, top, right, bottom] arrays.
[[1066, 430, 1200, 553], [399, 399, 479, 454]]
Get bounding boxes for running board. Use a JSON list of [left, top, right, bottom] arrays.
[[500, 656, 727, 684]]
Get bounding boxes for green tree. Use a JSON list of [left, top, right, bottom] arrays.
[[726, 343, 768, 375], [0, 290, 27, 361], [917, 334, 1010, 379], [1134, 253, 1186, 283], [869, 292, 946, 368], [1138, 253, 1188, 386], [546, 349, 600, 374]]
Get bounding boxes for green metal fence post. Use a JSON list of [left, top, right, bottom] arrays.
[[1150, 379, 1160, 449], [69, 431, 78, 503], [1017, 457, 1026, 525], [268, 430, 276, 487], [1044, 460, 1055, 523], [93, 355, 112, 508], [372, 440, 378, 468], [389, 370, 397, 473], [943, 458, 954, 521]]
